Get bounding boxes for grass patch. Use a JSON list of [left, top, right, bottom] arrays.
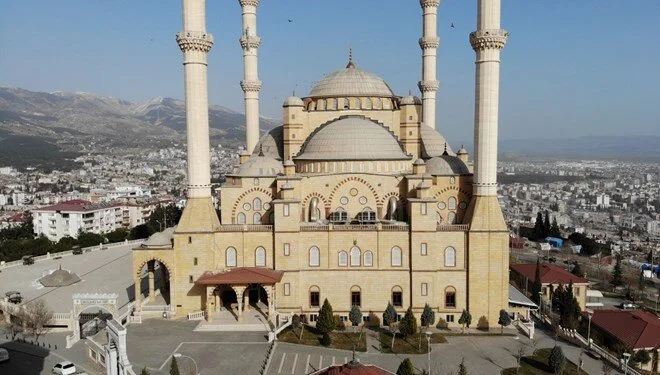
[[378, 332, 446, 354], [502, 348, 580, 375], [277, 325, 366, 352]]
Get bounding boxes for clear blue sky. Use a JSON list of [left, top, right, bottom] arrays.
[[1, 1, 658, 144]]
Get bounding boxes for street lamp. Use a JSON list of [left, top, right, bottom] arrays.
[[425, 330, 432, 375], [538, 292, 544, 316], [586, 309, 594, 349], [173, 353, 199, 375], [622, 352, 631, 375]]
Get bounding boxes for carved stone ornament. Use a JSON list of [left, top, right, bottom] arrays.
[[176, 31, 214, 53], [470, 29, 509, 51], [419, 36, 440, 50], [240, 80, 263, 92], [417, 80, 440, 92]]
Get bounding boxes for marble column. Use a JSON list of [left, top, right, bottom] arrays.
[[206, 286, 214, 322], [232, 286, 246, 322], [470, 0, 508, 197], [147, 263, 155, 302]]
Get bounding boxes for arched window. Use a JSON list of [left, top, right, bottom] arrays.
[[318, 99, 326, 110], [328, 98, 337, 110], [444, 247, 456, 267], [391, 246, 402, 267], [342, 98, 349, 109], [363, 98, 372, 109], [253, 212, 262, 224], [448, 211, 456, 224], [391, 286, 403, 307], [374, 98, 382, 109], [338, 251, 348, 267], [226, 247, 237, 267], [309, 286, 320, 307], [448, 197, 457, 210], [351, 285, 361, 307], [363, 251, 373, 267], [445, 287, 456, 308], [383, 99, 390, 109], [253, 198, 262, 211], [255, 246, 266, 267], [237, 212, 246, 224], [350, 247, 361, 266], [309, 246, 320, 267]]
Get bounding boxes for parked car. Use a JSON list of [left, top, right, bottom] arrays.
[[620, 301, 639, 310], [72, 246, 82, 255], [585, 349, 602, 360], [22, 255, 34, 265], [0, 348, 9, 363], [52, 361, 77, 375], [5, 291, 22, 304]]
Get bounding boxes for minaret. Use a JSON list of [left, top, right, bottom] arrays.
[[470, 0, 508, 197], [418, 0, 440, 129], [177, 0, 214, 199], [239, 0, 262, 154]]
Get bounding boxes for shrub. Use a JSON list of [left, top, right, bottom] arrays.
[[548, 346, 565, 375], [436, 318, 448, 330], [349, 305, 362, 327], [334, 315, 346, 331], [383, 302, 398, 327], [396, 358, 415, 375], [319, 332, 331, 346], [399, 307, 417, 337], [316, 299, 336, 334], [477, 316, 489, 331], [421, 303, 435, 328], [366, 312, 381, 328]]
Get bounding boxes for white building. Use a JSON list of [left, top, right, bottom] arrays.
[[33, 200, 123, 241], [648, 220, 660, 235], [596, 194, 610, 208]]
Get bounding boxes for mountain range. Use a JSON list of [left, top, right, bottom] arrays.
[[0, 86, 278, 143]]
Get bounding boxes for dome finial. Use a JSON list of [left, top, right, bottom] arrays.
[[258, 142, 264, 157], [408, 89, 412, 96], [346, 46, 356, 69], [442, 142, 449, 156]]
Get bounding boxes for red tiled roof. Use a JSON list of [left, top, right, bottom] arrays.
[[510, 263, 589, 285], [311, 362, 394, 375], [587, 309, 660, 349], [195, 267, 283, 285], [34, 199, 121, 212]]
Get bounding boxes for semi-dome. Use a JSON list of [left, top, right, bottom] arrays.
[[143, 232, 171, 248], [426, 155, 470, 175], [233, 154, 283, 176], [308, 63, 394, 98], [252, 126, 284, 159], [295, 116, 410, 161], [419, 126, 455, 159]]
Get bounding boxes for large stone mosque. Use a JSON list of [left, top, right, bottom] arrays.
[[133, 0, 510, 328]]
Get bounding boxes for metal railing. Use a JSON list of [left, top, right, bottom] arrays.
[[436, 224, 469, 232], [217, 224, 273, 232], [187, 311, 205, 320]]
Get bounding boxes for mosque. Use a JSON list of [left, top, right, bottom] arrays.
[[133, 0, 510, 328]]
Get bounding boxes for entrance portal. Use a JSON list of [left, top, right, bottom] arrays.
[[79, 308, 113, 339]]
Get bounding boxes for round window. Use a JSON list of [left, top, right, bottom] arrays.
[[263, 202, 271, 210], [438, 202, 446, 210], [340, 196, 349, 205], [359, 196, 367, 205], [349, 188, 358, 197], [459, 202, 467, 210], [243, 203, 251, 211]]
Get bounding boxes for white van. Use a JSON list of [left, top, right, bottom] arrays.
[[0, 348, 9, 362]]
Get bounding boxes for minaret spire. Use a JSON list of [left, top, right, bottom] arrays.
[[346, 47, 355, 69], [418, 0, 440, 129], [470, 0, 508, 196], [176, 0, 214, 198], [239, 0, 262, 154]]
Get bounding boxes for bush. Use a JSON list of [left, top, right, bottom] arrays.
[[477, 316, 489, 331], [421, 303, 435, 328], [316, 299, 336, 334], [436, 318, 448, 330], [319, 332, 331, 346], [399, 307, 417, 337], [396, 358, 415, 375], [334, 315, 346, 331], [349, 305, 362, 327], [548, 346, 565, 375], [366, 312, 381, 328], [383, 302, 398, 327]]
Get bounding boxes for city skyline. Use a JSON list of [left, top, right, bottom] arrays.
[[1, 1, 659, 144]]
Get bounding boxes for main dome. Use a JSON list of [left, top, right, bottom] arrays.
[[308, 64, 395, 98], [295, 116, 410, 161]]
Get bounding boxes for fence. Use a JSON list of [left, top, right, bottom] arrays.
[[515, 320, 535, 339], [436, 224, 470, 232], [0, 239, 145, 270], [187, 311, 205, 320]]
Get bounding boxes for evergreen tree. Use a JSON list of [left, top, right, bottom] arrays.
[[141, 367, 151, 375], [534, 212, 544, 240], [646, 249, 653, 263], [383, 302, 398, 327], [421, 303, 435, 328], [316, 299, 336, 334], [571, 262, 583, 277], [398, 307, 417, 337], [396, 358, 415, 375], [632, 349, 651, 365], [543, 210, 551, 238], [612, 255, 624, 287], [531, 258, 542, 304], [498, 309, 511, 334], [169, 356, 180, 375], [458, 309, 472, 333], [147, 204, 183, 233], [550, 217, 561, 237], [548, 346, 565, 375], [458, 357, 469, 375], [77, 231, 106, 248], [349, 305, 362, 327], [638, 271, 645, 292]]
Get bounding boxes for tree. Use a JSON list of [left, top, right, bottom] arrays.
[[638, 271, 646, 292], [633, 349, 651, 366], [498, 309, 511, 334], [106, 228, 129, 243], [396, 358, 415, 375], [550, 217, 561, 237], [398, 307, 417, 338], [349, 305, 362, 328], [54, 236, 78, 253], [77, 231, 106, 248], [420, 303, 435, 329], [140, 367, 151, 375], [458, 357, 469, 375], [543, 210, 551, 238], [571, 262, 583, 277], [534, 212, 544, 240], [647, 249, 653, 263], [129, 224, 152, 240], [458, 309, 472, 334], [548, 346, 565, 375], [383, 302, 398, 327], [169, 355, 180, 375], [316, 299, 336, 335], [147, 204, 183, 233], [651, 348, 658, 375], [531, 258, 542, 304], [612, 255, 624, 287], [23, 300, 53, 342]]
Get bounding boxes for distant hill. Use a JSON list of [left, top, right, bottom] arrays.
[[0, 87, 279, 143], [500, 135, 660, 161], [0, 135, 81, 172]]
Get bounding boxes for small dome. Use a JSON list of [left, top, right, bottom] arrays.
[[295, 116, 410, 161], [39, 268, 81, 287], [233, 155, 283, 176], [400, 95, 422, 106], [419, 126, 455, 159], [252, 126, 284, 159], [426, 155, 470, 175], [143, 232, 171, 248], [413, 158, 425, 165], [457, 146, 468, 155], [308, 64, 394, 98], [283, 96, 304, 107]]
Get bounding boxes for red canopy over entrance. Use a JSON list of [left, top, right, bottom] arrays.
[[195, 267, 283, 285]]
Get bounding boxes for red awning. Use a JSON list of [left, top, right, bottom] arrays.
[[195, 267, 283, 285]]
